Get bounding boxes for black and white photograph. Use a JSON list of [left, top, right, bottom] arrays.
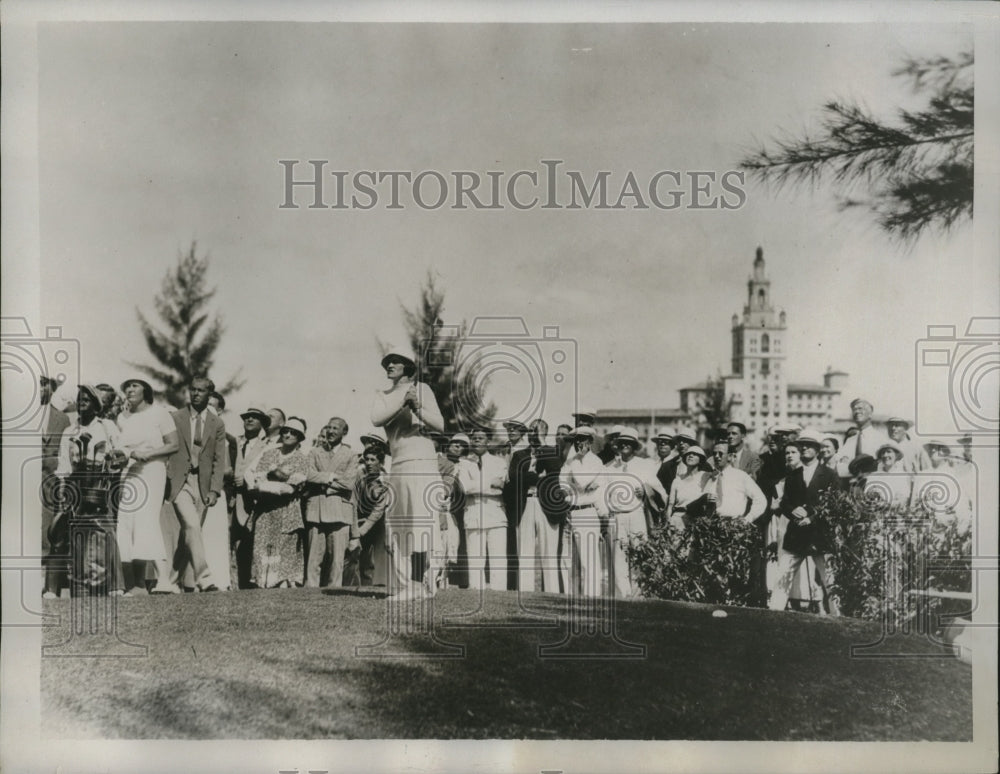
[[1, 2, 998, 773]]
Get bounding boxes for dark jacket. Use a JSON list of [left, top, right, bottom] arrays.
[[503, 447, 538, 526], [532, 444, 566, 523], [779, 463, 839, 555]]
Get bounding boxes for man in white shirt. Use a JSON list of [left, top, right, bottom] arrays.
[[569, 407, 606, 461], [705, 442, 767, 522], [559, 426, 609, 598], [457, 427, 509, 591], [836, 398, 890, 478]]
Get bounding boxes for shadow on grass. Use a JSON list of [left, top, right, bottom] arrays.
[[40, 591, 972, 740]]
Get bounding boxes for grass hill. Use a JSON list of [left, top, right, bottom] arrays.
[[41, 588, 970, 739]]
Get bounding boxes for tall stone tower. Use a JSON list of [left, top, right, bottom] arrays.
[[729, 246, 787, 430]]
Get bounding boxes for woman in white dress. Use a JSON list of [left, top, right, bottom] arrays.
[[116, 378, 179, 595], [371, 349, 445, 600]]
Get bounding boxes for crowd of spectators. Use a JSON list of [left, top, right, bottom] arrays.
[[38, 365, 976, 614]]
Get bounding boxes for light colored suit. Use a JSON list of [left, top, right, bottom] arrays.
[[303, 443, 359, 587], [167, 406, 226, 588], [732, 445, 763, 479]]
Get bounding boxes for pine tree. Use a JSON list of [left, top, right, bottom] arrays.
[[740, 51, 973, 241], [130, 243, 244, 406], [692, 373, 734, 443], [383, 272, 497, 437]]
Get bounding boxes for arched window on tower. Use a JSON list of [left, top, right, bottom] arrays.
[[761, 333, 770, 353]]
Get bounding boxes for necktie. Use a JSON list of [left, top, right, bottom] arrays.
[[855, 428, 864, 458], [476, 455, 482, 470], [242, 437, 250, 456], [194, 412, 203, 447]]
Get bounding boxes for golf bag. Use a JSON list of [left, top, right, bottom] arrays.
[[50, 434, 126, 597]]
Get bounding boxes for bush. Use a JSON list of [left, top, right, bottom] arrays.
[[626, 491, 972, 625], [818, 489, 972, 626], [625, 516, 760, 607]]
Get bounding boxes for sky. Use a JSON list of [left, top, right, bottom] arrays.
[[27, 20, 995, 441]]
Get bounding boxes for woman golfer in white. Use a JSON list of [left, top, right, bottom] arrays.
[[371, 349, 445, 600]]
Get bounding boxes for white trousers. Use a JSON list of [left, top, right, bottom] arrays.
[[611, 508, 646, 598], [519, 496, 561, 592], [466, 526, 507, 591], [569, 508, 604, 598], [769, 552, 833, 613]]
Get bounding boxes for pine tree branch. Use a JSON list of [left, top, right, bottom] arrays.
[[738, 50, 973, 241]]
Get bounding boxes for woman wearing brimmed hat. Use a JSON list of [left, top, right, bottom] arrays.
[[885, 417, 930, 473], [116, 378, 179, 595], [665, 445, 714, 529], [863, 441, 913, 509], [605, 428, 667, 597], [558, 425, 611, 598], [372, 348, 446, 600], [246, 416, 310, 588]]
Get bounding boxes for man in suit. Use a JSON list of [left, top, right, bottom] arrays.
[[204, 390, 238, 589], [769, 428, 841, 614], [512, 419, 559, 592], [726, 422, 762, 479], [528, 420, 568, 593], [166, 376, 226, 592], [502, 419, 533, 590], [40, 376, 70, 597], [651, 431, 676, 513], [302, 417, 360, 587]]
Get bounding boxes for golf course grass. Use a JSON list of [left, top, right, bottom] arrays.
[[41, 588, 971, 739]]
